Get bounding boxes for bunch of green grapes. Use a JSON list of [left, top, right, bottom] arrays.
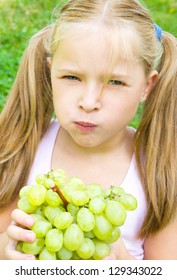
[[17, 169, 138, 260]]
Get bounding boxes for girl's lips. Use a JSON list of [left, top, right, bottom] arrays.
[[75, 121, 96, 127], [74, 121, 97, 131]]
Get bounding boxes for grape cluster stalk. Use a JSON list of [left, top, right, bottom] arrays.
[[17, 169, 138, 260]]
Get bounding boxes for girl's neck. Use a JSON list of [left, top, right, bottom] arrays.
[[55, 126, 134, 159], [51, 126, 135, 187]]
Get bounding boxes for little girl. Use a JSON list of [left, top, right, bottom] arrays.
[[0, 0, 177, 260]]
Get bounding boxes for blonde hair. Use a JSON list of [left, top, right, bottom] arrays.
[[0, 0, 177, 238], [0, 26, 53, 209]]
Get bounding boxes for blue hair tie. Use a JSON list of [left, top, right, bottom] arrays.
[[154, 23, 162, 41]]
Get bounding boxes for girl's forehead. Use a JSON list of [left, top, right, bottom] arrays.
[[52, 21, 141, 62], [51, 22, 143, 79]]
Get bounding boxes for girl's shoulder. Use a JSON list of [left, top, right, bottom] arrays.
[[43, 118, 60, 139], [27, 119, 60, 184], [0, 121, 60, 233], [35, 119, 60, 157]]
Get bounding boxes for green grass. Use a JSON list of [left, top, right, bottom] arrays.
[[142, 0, 177, 35], [0, 0, 60, 110], [0, 0, 176, 126]]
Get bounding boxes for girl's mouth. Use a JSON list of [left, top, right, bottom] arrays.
[[74, 121, 97, 132]]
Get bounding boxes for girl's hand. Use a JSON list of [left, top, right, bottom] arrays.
[[5, 209, 36, 260], [104, 237, 136, 260]]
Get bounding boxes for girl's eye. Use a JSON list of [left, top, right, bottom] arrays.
[[109, 80, 124, 86], [63, 75, 79, 81]]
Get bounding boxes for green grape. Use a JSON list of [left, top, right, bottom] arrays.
[[67, 202, 79, 215], [39, 247, 57, 260], [92, 238, 110, 260], [72, 251, 82, 260], [16, 241, 23, 253], [49, 169, 67, 187], [77, 207, 95, 232], [55, 169, 67, 177], [86, 184, 103, 199], [17, 167, 138, 260], [58, 205, 66, 212], [71, 189, 89, 206], [65, 176, 85, 189], [105, 200, 127, 226], [63, 224, 84, 251], [35, 173, 55, 189], [45, 228, 63, 252], [89, 196, 106, 214], [54, 212, 73, 230], [93, 214, 113, 241], [57, 246, 73, 260], [19, 185, 33, 198], [43, 178, 55, 189], [43, 206, 63, 225], [60, 186, 72, 202], [117, 193, 138, 211], [28, 185, 47, 206], [18, 196, 36, 213], [31, 219, 52, 238], [45, 189, 63, 207], [72, 213, 77, 223], [103, 188, 111, 198], [22, 238, 45, 255], [53, 177, 66, 187], [30, 213, 46, 221], [76, 238, 95, 259], [61, 177, 85, 203], [84, 230, 95, 239], [106, 227, 121, 243], [104, 186, 125, 199], [111, 186, 125, 195], [33, 207, 45, 217], [48, 168, 67, 179], [35, 173, 47, 185]]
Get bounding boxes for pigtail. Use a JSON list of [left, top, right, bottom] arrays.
[[0, 25, 54, 209], [136, 32, 177, 238]]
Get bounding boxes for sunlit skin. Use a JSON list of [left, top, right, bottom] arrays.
[[50, 24, 156, 154]]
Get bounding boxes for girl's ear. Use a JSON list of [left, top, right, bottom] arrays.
[[140, 70, 158, 102], [47, 56, 52, 68]]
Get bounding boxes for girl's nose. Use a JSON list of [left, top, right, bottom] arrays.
[[78, 85, 102, 112]]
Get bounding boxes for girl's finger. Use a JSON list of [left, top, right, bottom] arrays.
[[7, 224, 36, 242], [11, 209, 34, 228], [103, 253, 116, 260], [5, 239, 35, 260]]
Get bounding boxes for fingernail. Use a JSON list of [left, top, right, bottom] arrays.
[[26, 232, 35, 241], [26, 218, 34, 227], [26, 255, 35, 260]]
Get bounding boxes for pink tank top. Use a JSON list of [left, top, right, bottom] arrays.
[[28, 120, 147, 260]]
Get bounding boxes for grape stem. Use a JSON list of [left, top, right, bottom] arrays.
[[51, 185, 68, 209]]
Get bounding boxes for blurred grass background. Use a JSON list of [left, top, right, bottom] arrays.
[[0, 0, 177, 126]]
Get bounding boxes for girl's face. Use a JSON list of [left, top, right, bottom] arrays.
[[50, 25, 155, 150]]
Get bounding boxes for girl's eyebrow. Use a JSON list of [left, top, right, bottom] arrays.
[[110, 72, 134, 81], [56, 68, 133, 80], [56, 67, 81, 74], [111, 73, 132, 78]]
